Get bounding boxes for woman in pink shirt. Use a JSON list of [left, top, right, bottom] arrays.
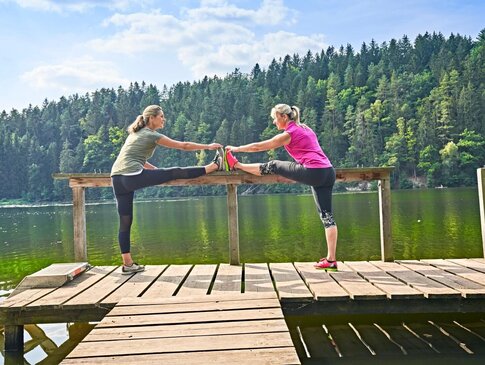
[[225, 104, 338, 271]]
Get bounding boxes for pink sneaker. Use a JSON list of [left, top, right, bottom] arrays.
[[225, 150, 239, 171], [314, 258, 338, 271]]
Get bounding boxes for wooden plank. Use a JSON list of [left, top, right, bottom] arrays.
[[63, 267, 132, 306], [398, 260, 485, 298], [328, 262, 387, 300], [0, 287, 59, 308], [141, 264, 192, 298], [294, 262, 349, 301], [27, 266, 117, 308], [107, 298, 280, 316], [449, 258, 485, 274], [370, 261, 461, 298], [344, 261, 423, 299], [119, 292, 277, 306], [211, 263, 242, 293], [62, 347, 300, 364], [424, 259, 485, 286], [244, 263, 274, 293], [101, 265, 166, 305], [65, 332, 294, 358], [269, 263, 313, 301], [95, 307, 284, 328], [84, 319, 290, 342], [176, 264, 217, 297]]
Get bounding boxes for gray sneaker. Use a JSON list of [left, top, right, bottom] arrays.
[[212, 148, 225, 171], [122, 262, 145, 275]]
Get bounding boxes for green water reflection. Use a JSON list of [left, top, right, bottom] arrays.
[[0, 187, 482, 292]]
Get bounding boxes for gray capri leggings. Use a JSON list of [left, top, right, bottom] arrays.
[[260, 160, 336, 228], [112, 167, 206, 254]]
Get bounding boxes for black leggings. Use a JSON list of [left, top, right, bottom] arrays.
[[112, 167, 206, 253], [260, 160, 337, 228]]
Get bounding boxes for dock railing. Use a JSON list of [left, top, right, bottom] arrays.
[[53, 167, 395, 264], [478, 168, 485, 257]]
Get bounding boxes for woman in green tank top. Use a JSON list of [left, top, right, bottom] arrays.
[[111, 105, 224, 275]]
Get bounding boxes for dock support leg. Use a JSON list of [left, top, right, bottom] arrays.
[[72, 186, 87, 262], [478, 168, 485, 258], [227, 184, 240, 265], [4, 325, 23, 352], [378, 177, 393, 261]]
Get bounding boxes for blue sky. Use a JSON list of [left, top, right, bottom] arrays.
[[0, 0, 483, 112]]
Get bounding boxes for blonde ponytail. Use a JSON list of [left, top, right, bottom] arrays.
[[127, 105, 163, 134], [271, 104, 302, 125]]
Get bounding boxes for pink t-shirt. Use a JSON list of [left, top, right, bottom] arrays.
[[284, 121, 332, 168]]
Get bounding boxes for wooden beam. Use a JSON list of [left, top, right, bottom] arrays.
[[3, 325, 23, 352], [72, 187, 87, 262], [227, 184, 240, 265], [478, 168, 485, 258], [378, 174, 393, 261]]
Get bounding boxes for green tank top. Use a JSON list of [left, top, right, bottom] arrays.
[[110, 128, 164, 176]]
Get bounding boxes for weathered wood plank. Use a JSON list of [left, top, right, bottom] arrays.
[[141, 264, 192, 298], [244, 263, 274, 293], [63, 267, 132, 306], [398, 260, 485, 298], [424, 259, 485, 286], [83, 319, 289, 342], [329, 262, 387, 300], [370, 261, 461, 298], [65, 332, 294, 358], [269, 263, 313, 301], [95, 307, 284, 328], [119, 292, 277, 306], [344, 261, 423, 299], [449, 259, 485, 274], [176, 264, 217, 297], [28, 266, 117, 308], [294, 262, 349, 301], [1, 287, 59, 309], [101, 265, 166, 305], [210, 264, 242, 293], [62, 347, 300, 364], [107, 298, 280, 316]]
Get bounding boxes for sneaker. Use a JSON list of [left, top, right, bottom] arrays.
[[212, 149, 224, 171], [122, 262, 145, 275], [314, 258, 338, 271], [225, 150, 239, 171]]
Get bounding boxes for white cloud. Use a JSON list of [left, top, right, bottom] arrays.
[[21, 58, 129, 93], [88, 1, 324, 80], [185, 0, 294, 25]]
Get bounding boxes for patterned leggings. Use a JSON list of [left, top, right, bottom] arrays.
[[112, 167, 206, 253], [260, 160, 336, 228]]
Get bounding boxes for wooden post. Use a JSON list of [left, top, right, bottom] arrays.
[[478, 168, 485, 258], [378, 176, 393, 261], [72, 186, 87, 262], [226, 184, 240, 265], [4, 325, 23, 352]]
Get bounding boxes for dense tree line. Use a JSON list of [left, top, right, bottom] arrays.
[[1, 30, 484, 202]]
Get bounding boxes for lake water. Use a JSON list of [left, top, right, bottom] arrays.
[[0, 187, 482, 293], [0, 187, 484, 364]]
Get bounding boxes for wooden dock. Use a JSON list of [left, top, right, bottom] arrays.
[[2, 258, 485, 361], [61, 292, 300, 364]]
